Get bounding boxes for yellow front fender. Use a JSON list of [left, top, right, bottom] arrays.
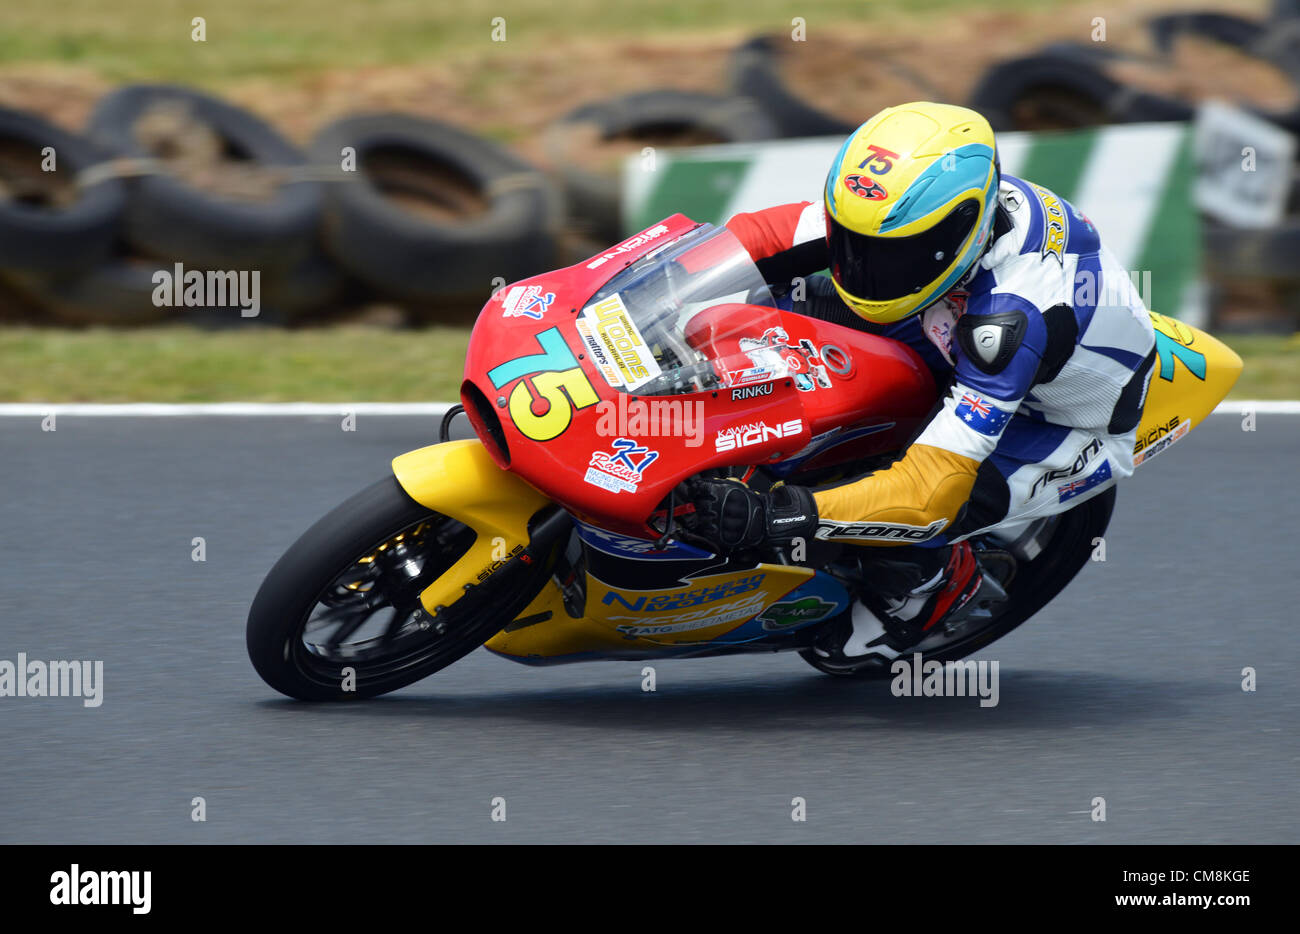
[[391, 440, 553, 616]]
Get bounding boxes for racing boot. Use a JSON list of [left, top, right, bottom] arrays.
[[812, 541, 983, 671]]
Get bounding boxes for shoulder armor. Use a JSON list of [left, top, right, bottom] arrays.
[[955, 308, 1028, 375]]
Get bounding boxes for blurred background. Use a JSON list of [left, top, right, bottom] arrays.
[[0, 0, 1295, 402]]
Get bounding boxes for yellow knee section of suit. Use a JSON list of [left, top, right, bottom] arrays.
[[812, 443, 981, 544]]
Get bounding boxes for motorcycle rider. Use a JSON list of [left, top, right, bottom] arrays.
[[687, 101, 1156, 670]]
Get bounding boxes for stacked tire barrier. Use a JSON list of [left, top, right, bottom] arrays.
[[2, 6, 1300, 330], [0, 87, 566, 327]]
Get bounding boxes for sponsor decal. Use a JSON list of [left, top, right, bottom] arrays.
[[715, 418, 804, 453], [726, 365, 779, 387], [611, 591, 769, 637], [574, 316, 621, 388], [586, 224, 671, 269], [857, 144, 899, 175], [844, 173, 888, 201], [575, 522, 711, 560], [955, 391, 1012, 436], [602, 574, 765, 612], [476, 543, 525, 582], [1133, 416, 1190, 466], [1029, 182, 1067, 264], [1029, 437, 1104, 499], [1057, 458, 1112, 503], [731, 382, 774, 401], [758, 595, 838, 630], [584, 437, 659, 494], [500, 284, 555, 320], [815, 518, 948, 542], [579, 293, 662, 391], [727, 329, 831, 392], [922, 295, 964, 364]]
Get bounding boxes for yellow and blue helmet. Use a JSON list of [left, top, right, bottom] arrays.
[[824, 101, 1000, 324]]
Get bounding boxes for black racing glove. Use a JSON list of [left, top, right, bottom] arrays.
[[686, 478, 818, 554]]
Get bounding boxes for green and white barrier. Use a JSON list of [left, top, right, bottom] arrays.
[[624, 124, 1203, 324]]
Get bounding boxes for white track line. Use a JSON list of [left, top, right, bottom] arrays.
[[0, 401, 1296, 416]]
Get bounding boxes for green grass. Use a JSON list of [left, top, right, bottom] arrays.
[[0, 0, 1044, 84], [1, 325, 1295, 403], [1221, 334, 1300, 401], [0, 325, 469, 402]]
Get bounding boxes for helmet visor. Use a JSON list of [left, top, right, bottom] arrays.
[[827, 199, 980, 302]]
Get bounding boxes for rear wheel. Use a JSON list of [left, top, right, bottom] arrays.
[[799, 487, 1116, 677], [246, 475, 555, 700]]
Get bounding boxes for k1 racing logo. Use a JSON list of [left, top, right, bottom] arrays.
[[585, 438, 659, 494], [500, 284, 555, 320]]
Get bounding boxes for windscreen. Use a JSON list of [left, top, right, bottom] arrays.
[[578, 224, 787, 396]]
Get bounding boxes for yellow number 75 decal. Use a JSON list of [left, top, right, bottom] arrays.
[[487, 328, 599, 441]]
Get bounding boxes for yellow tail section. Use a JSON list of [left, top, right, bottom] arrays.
[[1133, 313, 1242, 466], [391, 440, 551, 616]]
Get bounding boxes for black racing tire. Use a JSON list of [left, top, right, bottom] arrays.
[[968, 54, 1191, 130], [0, 107, 125, 273], [800, 487, 1117, 677], [87, 84, 322, 271], [726, 36, 857, 139], [544, 90, 778, 242], [247, 475, 559, 701], [311, 113, 561, 303]]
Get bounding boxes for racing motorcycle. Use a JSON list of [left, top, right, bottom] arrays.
[[246, 215, 1242, 699]]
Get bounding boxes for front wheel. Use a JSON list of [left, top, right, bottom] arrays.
[[246, 475, 554, 700], [800, 487, 1117, 677]]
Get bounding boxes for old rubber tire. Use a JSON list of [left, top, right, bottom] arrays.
[[311, 113, 561, 303], [726, 36, 857, 138], [0, 107, 125, 273], [87, 84, 322, 271], [544, 90, 778, 242]]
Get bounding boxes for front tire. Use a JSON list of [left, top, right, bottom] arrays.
[[246, 475, 552, 700]]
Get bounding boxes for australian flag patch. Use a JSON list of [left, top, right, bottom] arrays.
[[1058, 458, 1112, 503], [954, 391, 1012, 436]]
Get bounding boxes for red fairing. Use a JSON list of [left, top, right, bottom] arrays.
[[460, 216, 936, 539]]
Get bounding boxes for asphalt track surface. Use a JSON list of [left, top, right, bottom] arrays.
[[1, 412, 1296, 844]]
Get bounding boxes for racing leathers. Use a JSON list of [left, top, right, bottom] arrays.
[[722, 175, 1156, 657]]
